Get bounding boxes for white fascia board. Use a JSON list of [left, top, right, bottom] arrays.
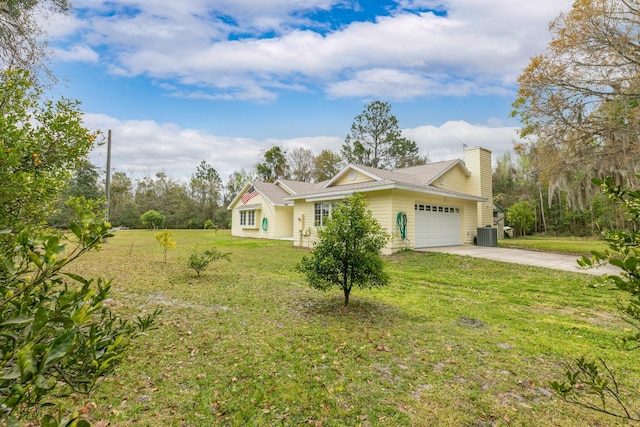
[[303, 184, 396, 202], [394, 183, 486, 202], [289, 183, 486, 203], [235, 203, 262, 211]]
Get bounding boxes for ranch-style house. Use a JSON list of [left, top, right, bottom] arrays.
[[227, 146, 494, 254]]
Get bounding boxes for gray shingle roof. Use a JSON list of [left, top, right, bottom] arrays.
[[397, 159, 467, 184], [286, 161, 484, 202], [276, 179, 324, 195], [239, 159, 481, 206], [252, 181, 293, 205]]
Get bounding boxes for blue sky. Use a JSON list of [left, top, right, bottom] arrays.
[[43, 0, 571, 182]]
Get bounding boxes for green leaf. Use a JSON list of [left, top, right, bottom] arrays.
[[0, 316, 33, 326], [1, 365, 21, 380], [43, 330, 76, 368], [17, 343, 37, 379], [62, 272, 90, 285], [69, 222, 82, 240], [40, 414, 59, 427], [609, 258, 625, 268], [33, 307, 48, 332]]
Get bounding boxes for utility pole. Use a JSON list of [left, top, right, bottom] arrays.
[[104, 129, 112, 242]]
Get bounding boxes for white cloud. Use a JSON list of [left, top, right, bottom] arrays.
[[85, 114, 521, 182], [53, 45, 100, 63], [326, 68, 510, 99], [39, 11, 86, 40], [403, 120, 525, 167], [54, 0, 572, 101]]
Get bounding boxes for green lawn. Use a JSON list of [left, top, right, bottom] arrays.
[[499, 235, 608, 256], [63, 230, 636, 426]]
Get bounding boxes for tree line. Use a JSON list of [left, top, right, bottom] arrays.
[[51, 101, 428, 230]]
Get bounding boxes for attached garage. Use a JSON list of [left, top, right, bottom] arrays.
[[414, 203, 461, 248]]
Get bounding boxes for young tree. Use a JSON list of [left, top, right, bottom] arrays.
[[255, 145, 289, 182], [312, 149, 344, 183], [296, 193, 389, 306], [506, 201, 535, 237], [155, 229, 176, 263], [187, 247, 230, 277], [140, 210, 165, 229], [341, 101, 423, 170]]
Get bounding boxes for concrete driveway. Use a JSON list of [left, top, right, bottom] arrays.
[[424, 245, 620, 276]]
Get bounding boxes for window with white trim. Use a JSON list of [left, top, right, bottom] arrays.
[[240, 210, 256, 226], [314, 202, 330, 226]]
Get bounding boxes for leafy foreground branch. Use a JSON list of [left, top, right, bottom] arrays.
[[0, 213, 159, 426], [552, 176, 640, 421]]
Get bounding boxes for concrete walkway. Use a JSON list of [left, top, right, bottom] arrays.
[[424, 245, 621, 276]]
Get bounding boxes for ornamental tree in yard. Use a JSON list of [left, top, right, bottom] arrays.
[[506, 201, 535, 237], [140, 209, 165, 229], [297, 192, 389, 306], [155, 229, 176, 263]]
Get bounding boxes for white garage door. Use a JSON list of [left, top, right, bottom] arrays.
[[414, 204, 461, 248]]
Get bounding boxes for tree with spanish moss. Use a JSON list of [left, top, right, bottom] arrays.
[[512, 0, 640, 210]]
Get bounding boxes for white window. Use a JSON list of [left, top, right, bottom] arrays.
[[240, 210, 256, 226], [314, 202, 330, 226]]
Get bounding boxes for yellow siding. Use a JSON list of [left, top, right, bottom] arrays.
[[292, 201, 317, 248], [460, 199, 479, 244], [292, 189, 479, 254], [436, 166, 468, 193], [387, 190, 416, 253], [231, 189, 294, 240], [464, 147, 494, 229], [333, 169, 375, 186], [385, 190, 478, 252], [273, 206, 293, 239], [230, 193, 262, 238]]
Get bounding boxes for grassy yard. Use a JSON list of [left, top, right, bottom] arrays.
[[63, 230, 637, 426], [498, 235, 608, 256]]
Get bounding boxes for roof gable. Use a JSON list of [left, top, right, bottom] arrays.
[[228, 181, 294, 209], [322, 164, 381, 188]]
